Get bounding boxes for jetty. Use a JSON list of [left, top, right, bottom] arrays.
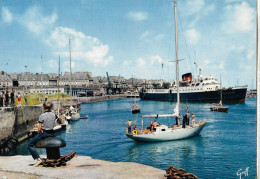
[[0, 155, 165, 179]]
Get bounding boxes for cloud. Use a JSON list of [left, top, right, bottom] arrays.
[[154, 34, 164, 41], [46, 59, 58, 69], [247, 49, 254, 60], [62, 60, 75, 73], [127, 11, 148, 21], [221, 2, 255, 33], [123, 60, 132, 66], [229, 44, 245, 52], [19, 6, 57, 35], [140, 30, 151, 40], [46, 27, 113, 66], [185, 28, 200, 45], [137, 58, 146, 68], [185, 0, 205, 16], [2, 7, 13, 23], [151, 56, 163, 65]]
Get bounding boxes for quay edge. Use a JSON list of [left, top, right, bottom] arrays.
[[0, 155, 166, 179]]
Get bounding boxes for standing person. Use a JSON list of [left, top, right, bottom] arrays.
[[44, 94, 48, 102], [24, 92, 28, 105], [182, 114, 187, 128], [5, 91, 9, 107], [186, 111, 190, 125], [27, 101, 56, 167], [192, 113, 196, 127], [10, 90, 15, 106], [0, 93, 3, 107], [17, 93, 21, 105], [126, 119, 132, 134]]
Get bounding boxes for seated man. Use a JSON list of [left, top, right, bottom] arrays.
[[27, 101, 56, 167]]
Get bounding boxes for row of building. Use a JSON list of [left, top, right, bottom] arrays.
[[0, 71, 163, 96]]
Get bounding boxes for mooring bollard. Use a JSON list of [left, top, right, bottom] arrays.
[[35, 137, 66, 159]]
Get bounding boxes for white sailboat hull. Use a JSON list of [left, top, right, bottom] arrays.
[[68, 113, 80, 121], [126, 122, 207, 142]]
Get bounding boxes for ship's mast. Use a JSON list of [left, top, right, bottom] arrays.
[[174, 1, 180, 113], [57, 55, 60, 115], [69, 36, 72, 107]]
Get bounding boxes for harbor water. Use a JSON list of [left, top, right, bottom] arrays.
[[13, 98, 256, 178]]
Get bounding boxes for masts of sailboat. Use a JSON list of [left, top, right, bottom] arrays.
[[69, 36, 72, 107], [41, 54, 44, 104], [174, 1, 180, 115], [57, 55, 60, 116], [220, 75, 222, 106]]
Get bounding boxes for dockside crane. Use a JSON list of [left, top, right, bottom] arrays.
[[106, 72, 113, 94]]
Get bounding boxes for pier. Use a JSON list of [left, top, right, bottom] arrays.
[[0, 155, 165, 179]]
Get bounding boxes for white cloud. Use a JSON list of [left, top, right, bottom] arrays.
[[19, 6, 57, 35], [123, 60, 131, 66], [154, 34, 164, 41], [127, 11, 148, 21], [185, 0, 205, 16], [140, 30, 151, 40], [62, 61, 75, 73], [229, 44, 245, 52], [46, 59, 58, 69], [151, 56, 163, 65], [247, 49, 254, 60], [2, 7, 13, 23], [185, 28, 200, 45], [137, 58, 146, 68], [46, 27, 113, 66], [221, 2, 255, 33]]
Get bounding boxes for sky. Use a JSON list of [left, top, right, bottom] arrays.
[[0, 0, 256, 88]]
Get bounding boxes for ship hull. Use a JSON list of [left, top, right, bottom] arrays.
[[140, 87, 247, 102]]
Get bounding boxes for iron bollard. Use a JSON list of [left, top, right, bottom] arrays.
[[36, 137, 66, 159]]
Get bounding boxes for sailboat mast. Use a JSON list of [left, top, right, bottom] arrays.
[[174, 1, 180, 111], [220, 75, 222, 105], [57, 55, 60, 115], [69, 36, 72, 106]]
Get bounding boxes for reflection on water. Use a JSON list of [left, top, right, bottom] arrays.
[[13, 98, 256, 178]]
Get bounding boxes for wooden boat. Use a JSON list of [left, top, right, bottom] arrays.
[[126, 1, 207, 142], [210, 103, 229, 112], [210, 76, 229, 112]]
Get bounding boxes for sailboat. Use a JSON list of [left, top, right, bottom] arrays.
[[66, 36, 80, 121], [54, 55, 68, 131], [210, 76, 229, 112], [126, 1, 207, 142], [132, 88, 140, 114]]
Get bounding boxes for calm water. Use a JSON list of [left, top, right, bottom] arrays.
[[14, 98, 256, 178]]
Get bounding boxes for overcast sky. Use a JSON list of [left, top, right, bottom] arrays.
[[0, 0, 256, 88]]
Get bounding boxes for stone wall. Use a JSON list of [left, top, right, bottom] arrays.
[[0, 105, 42, 141], [13, 105, 43, 142], [0, 107, 16, 140]]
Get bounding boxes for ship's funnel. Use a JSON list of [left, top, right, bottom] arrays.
[[182, 73, 192, 82]]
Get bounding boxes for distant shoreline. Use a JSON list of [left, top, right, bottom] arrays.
[[78, 94, 127, 104]]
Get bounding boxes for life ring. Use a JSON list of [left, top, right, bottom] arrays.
[[132, 130, 137, 135]]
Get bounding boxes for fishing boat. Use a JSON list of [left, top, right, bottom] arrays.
[[126, 1, 207, 142], [132, 88, 140, 114], [67, 37, 80, 121], [210, 76, 229, 112]]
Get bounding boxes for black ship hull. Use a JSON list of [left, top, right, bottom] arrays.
[[140, 87, 247, 102]]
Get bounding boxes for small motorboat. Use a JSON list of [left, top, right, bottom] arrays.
[[210, 104, 229, 112], [80, 115, 89, 119], [132, 102, 140, 114]]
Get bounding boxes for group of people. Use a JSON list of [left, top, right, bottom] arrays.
[[175, 107, 196, 128], [0, 90, 28, 107]]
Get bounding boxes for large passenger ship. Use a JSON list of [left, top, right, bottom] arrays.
[[140, 71, 247, 102]]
